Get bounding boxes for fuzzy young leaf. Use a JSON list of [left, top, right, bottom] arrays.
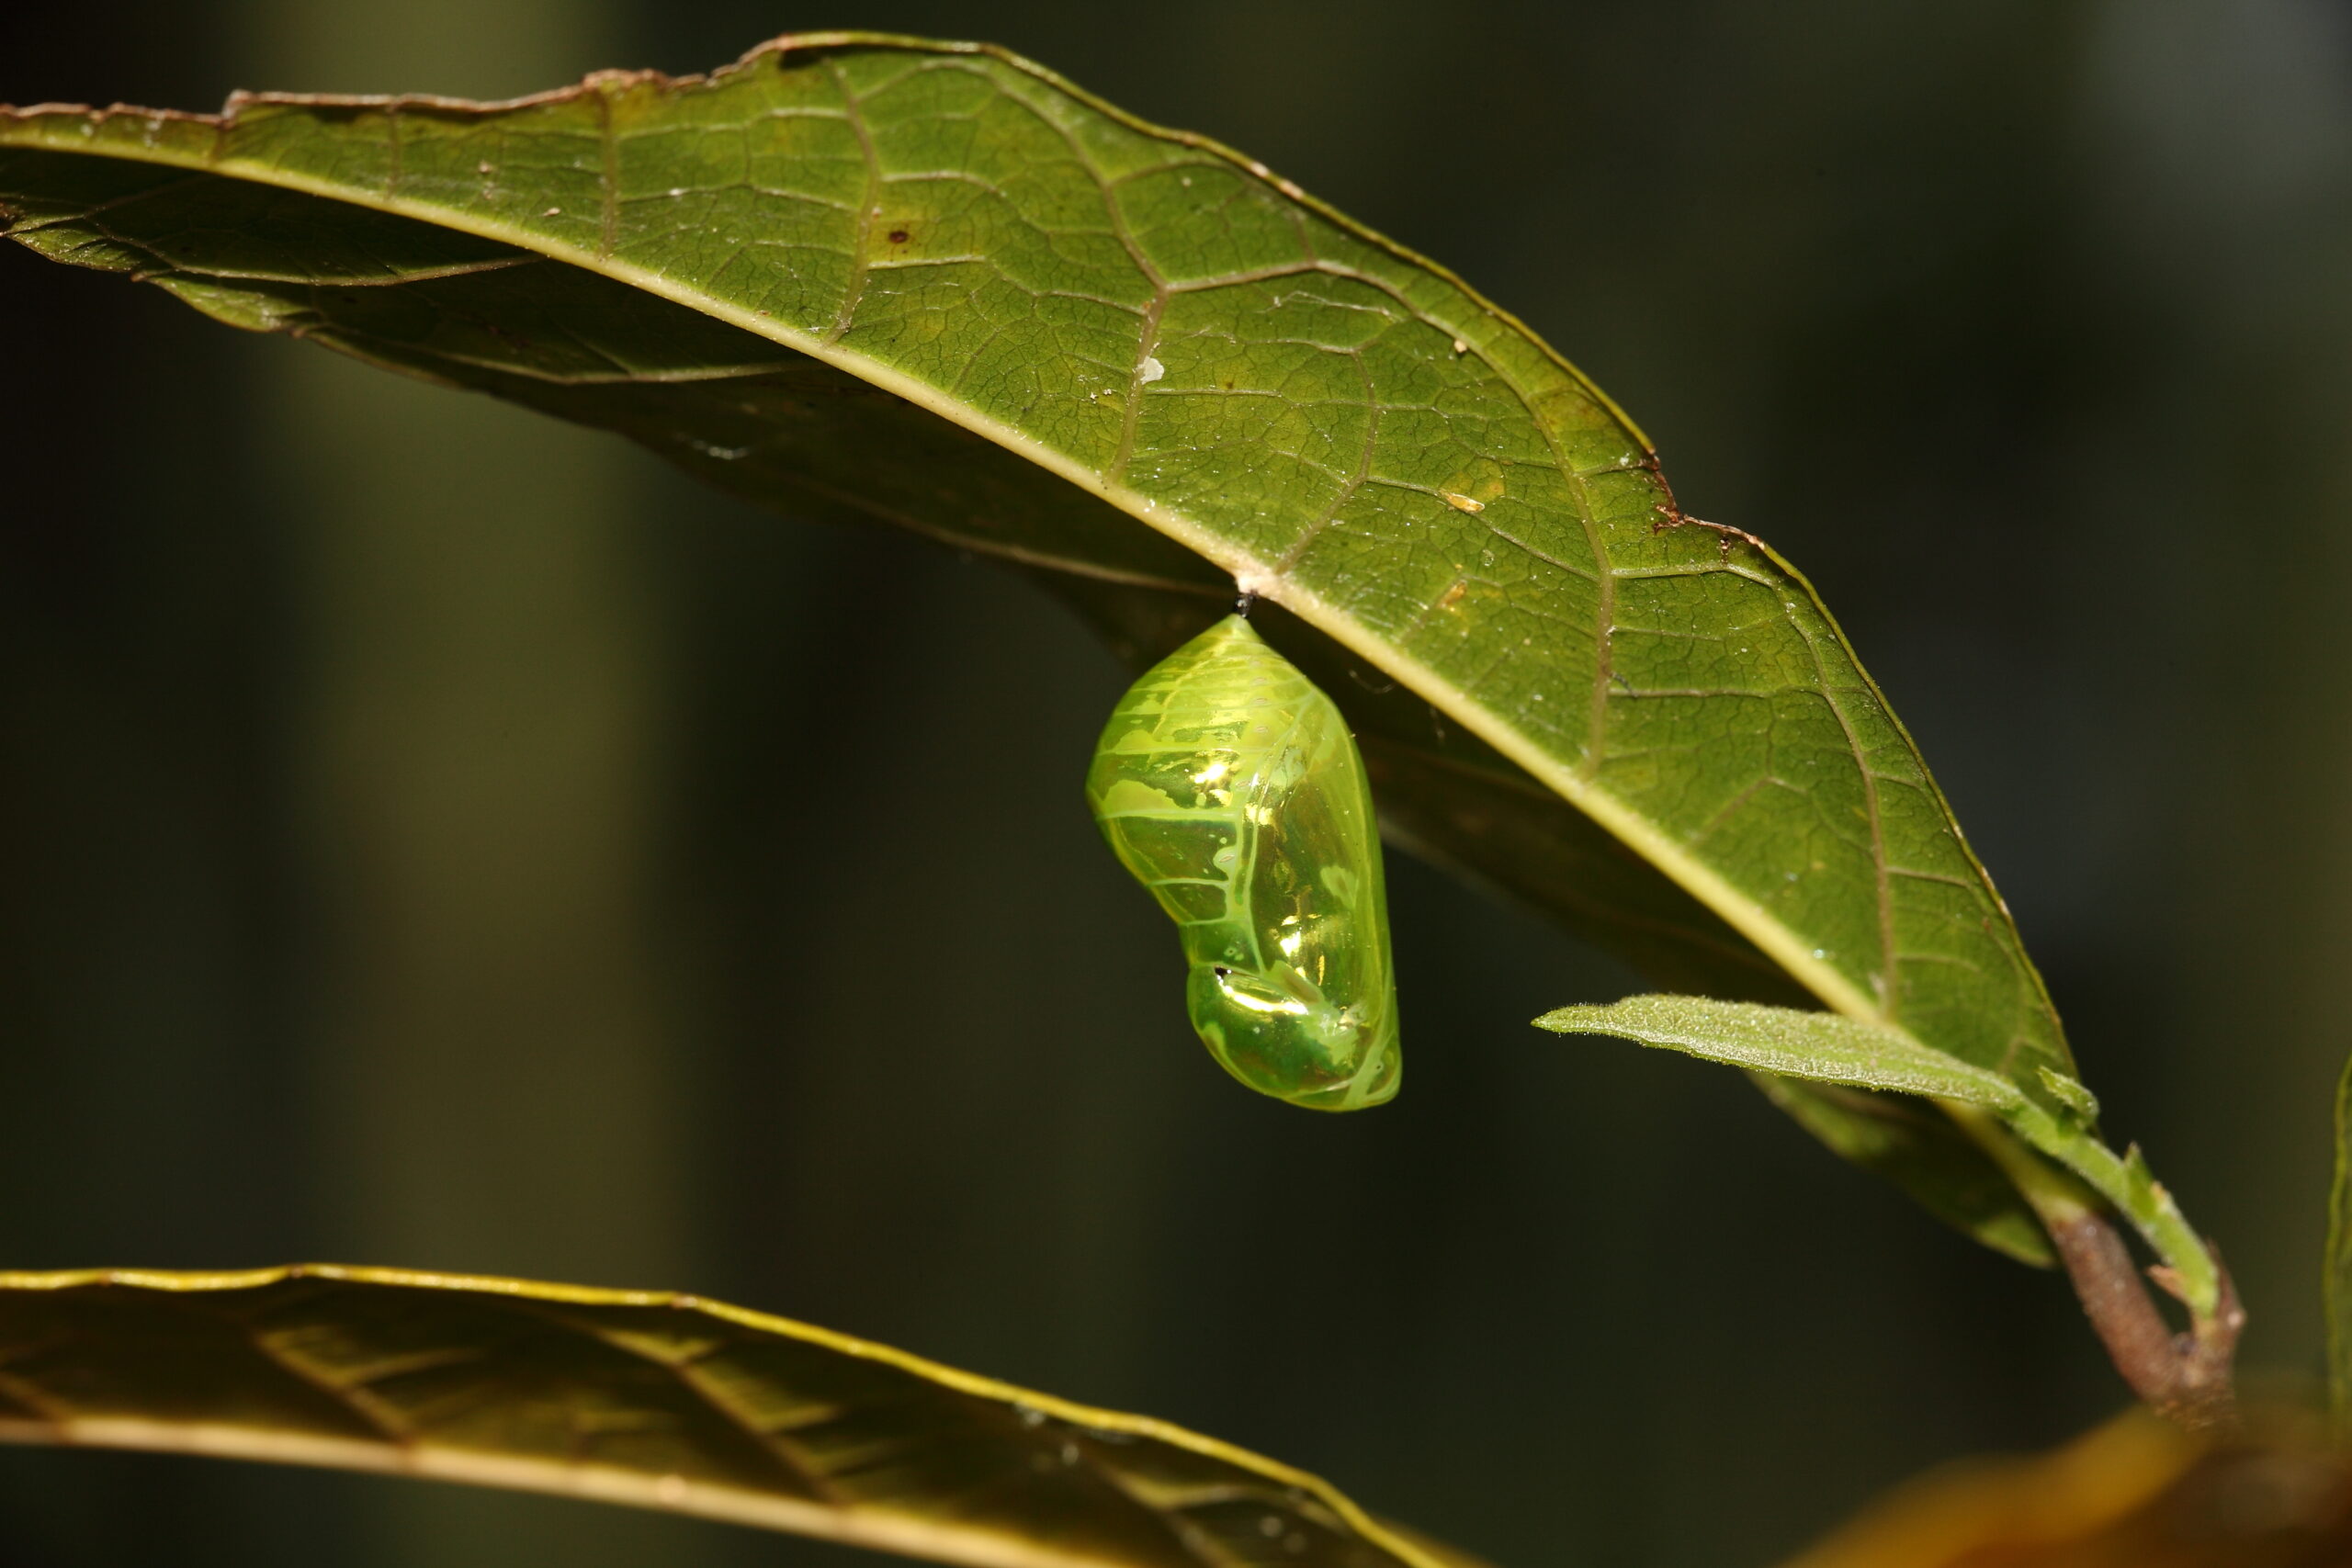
[[1537, 995, 2022, 1107], [1539, 995, 2218, 1316], [1542, 994, 2056, 1265]]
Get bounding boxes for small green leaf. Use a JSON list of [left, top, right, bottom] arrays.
[[0, 1265, 1464, 1568], [1538, 995, 2218, 1317], [2036, 1066, 2100, 1122], [1537, 996, 2022, 1107]]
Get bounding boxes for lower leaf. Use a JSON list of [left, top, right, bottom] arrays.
[[0, 1265, 1469, 1568]]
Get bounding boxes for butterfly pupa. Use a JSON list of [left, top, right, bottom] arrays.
[[1085, 615, 1400, 1111]]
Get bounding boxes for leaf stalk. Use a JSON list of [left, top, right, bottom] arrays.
[[1946, 1103, 2242, 1433]]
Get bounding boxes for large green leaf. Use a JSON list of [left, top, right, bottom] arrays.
[[0, 36, 2074, 1239], [0, 1265, 1478, 1568]]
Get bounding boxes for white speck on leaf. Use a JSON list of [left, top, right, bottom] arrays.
[[1138, 355, 1166, 385], [543, 207, 561, 217], [1452, 337, 1468, 355], [1442, 491, 1485, 513]]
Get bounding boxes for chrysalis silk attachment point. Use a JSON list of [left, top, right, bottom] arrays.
[[1086, 616, 1400, 1111]]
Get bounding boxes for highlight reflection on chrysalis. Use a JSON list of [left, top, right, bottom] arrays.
[[1084, 615, 1400, 1111]]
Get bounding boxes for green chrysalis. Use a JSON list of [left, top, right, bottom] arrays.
[[1085, 615, 1400, 1111]]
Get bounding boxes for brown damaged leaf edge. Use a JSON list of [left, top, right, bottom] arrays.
[[0, 1265, 1477, 1568]]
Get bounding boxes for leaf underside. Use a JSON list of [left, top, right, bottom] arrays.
[[0, 39, 2072, 1241], [0, 1266, 1479, 1568], [1535, 994, 2057, 1266], [1536, 997, 2025, 1108], [1541, 997, 2220, 1309]]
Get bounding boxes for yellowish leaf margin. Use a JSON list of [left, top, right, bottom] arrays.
[[0, 1264, 1467, 1568]]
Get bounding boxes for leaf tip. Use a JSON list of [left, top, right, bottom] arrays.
[[2037, 1066, 2101, 1122]]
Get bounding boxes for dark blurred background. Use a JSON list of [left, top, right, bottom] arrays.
[[3, 2, 2348, 1565]]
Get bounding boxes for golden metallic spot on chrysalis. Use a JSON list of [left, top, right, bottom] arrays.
[[1084, 615, 1400, 1111]]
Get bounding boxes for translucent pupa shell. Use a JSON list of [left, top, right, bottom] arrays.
[[1085, 615, 1399, 1111]]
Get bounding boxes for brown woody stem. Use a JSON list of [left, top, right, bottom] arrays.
[[1946, 1105, 2243, 1433]]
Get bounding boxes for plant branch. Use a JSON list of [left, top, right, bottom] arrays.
[[1945, 1104, 2243, 1433]]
